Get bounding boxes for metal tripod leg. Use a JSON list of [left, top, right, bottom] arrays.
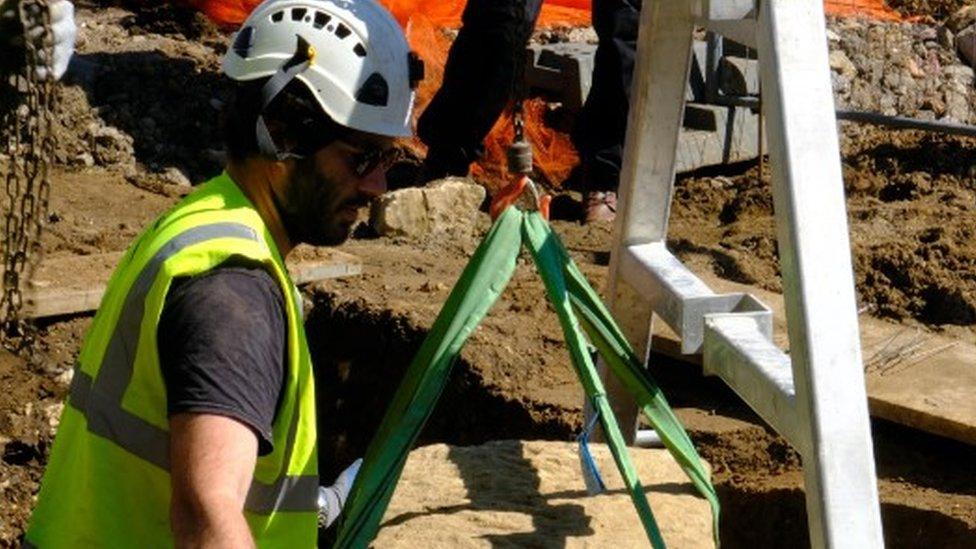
[[755, 2, 883, 546], [591, 0, 696, 445], [596, 0, 884, 545]]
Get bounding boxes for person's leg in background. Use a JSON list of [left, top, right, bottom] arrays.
[[416, 0, 543, 182], [571, 0, 642, 223]]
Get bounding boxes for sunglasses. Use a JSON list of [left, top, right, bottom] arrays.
[[337, 139, 399, 178]]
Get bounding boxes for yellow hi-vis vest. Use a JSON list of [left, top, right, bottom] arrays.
[[25, 173, 318, 548]]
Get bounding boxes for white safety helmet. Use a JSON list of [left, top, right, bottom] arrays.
[[222, 0, 423, 157]]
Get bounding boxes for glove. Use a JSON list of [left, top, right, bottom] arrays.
[[318, 458, 362, 530], [1, 0, 75, 81], [32, 0, 75, 80]]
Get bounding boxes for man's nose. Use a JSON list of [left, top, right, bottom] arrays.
[[358, 163, 387, 198]]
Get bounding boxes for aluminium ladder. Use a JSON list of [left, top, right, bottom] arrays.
[[593, 1, 884, 546]]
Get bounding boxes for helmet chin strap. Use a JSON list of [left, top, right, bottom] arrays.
[[255, 35, 316, 160]]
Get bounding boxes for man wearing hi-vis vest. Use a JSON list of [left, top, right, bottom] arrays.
[[25, 0, 423, 546]]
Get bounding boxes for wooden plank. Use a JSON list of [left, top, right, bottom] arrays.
[[288, 246, 363, 284], [651, 270, 976, 446], [23, 252, 123, 319], [18, 247, 362, 319], [25, 287, 108, 319]]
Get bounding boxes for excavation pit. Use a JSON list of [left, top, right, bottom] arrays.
[[305, 286, 976, 548]]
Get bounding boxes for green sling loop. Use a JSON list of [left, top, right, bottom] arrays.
[[335, 207, 720, 548]]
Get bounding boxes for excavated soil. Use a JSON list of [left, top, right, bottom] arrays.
[[2, 3, 976, 548], [670, 124, 976, 330], [888, 0, 970, 21]]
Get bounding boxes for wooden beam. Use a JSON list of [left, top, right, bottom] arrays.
[[17, 247, 362, 319], [650, 271, 976, 447]]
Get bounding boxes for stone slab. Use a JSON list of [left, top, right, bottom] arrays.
[[525, 43, 596, 112], [719, 55, 760, 96], [377, 440, 714, 548], [677, 104, 761, 172], [526, 40, 712, 108], [523, 41, 763, 174]]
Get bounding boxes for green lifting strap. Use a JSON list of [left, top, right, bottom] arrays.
[[334, 207, 720, 548]]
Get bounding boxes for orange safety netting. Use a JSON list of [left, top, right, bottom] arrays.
[[383, 1, 591, 188], [381, 0, 591, 28], [824, 0, 905, 21], [190, 0, 590, 31], [194, 0, 905, 189]]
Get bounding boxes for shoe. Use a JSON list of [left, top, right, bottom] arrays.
[[584, 191, 617, 224]]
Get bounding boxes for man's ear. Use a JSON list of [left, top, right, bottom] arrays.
[[266, 158, 290, 183], [261, 157, 294, 200]]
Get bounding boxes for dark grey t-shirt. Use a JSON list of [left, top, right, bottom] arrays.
[[157, 264, 286, 456]]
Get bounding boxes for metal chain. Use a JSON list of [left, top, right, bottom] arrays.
[[513, 99, 525, 144], [511, 0, 529, 144], [507, 0, 534, 176], [1, 0, 56, 352]]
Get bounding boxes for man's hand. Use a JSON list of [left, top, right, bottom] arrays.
[[36, 0, 75, 80], [170, 413, 258, 549], [1, 0, 75, 80]]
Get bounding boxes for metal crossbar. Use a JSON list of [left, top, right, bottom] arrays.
[[594, 1, 884, 546]]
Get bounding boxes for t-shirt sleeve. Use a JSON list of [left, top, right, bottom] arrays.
[[158, 265, 286, 456]]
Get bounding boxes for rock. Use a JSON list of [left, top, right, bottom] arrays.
[[879, 92, 898, 116], [54, 368, 73, 387], [917, 26, 938, 42], [40, 402, 63, 437], [419, 281, 448, 293], [159, 167, 192, 187], [371, 187, 427, 237], [946, 6, 976, 33], [423, 179, 486, 233], [88, 124, 134, 167], [922, 96, 947, 117], [944, 89, 971, 122], [828, 50, 857, 79], [956, 25, 976, 69], [905, 57, 926, 78], [883, 69, 904, 90], [943, 63, 975, 85], [564, 26, 598, 44], [371, 178, 486, 239], [75, 152, 95, 167], [938, 26, 955, 50]]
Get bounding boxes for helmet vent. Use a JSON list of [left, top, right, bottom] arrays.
[[353, 43, 367, 57], [408, 51, 425, 89], [232, 26, 254, 58], [271, 10, 284, 23], [335, 23, 351, 39], [291, 8, 307, 21], [356, 72, 389, 106], [313, 12, 331, 29]]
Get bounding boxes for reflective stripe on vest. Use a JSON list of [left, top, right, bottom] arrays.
[[66, 222, 317, 514]]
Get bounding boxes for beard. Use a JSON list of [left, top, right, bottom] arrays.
[[275, 158, 364, 247]]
